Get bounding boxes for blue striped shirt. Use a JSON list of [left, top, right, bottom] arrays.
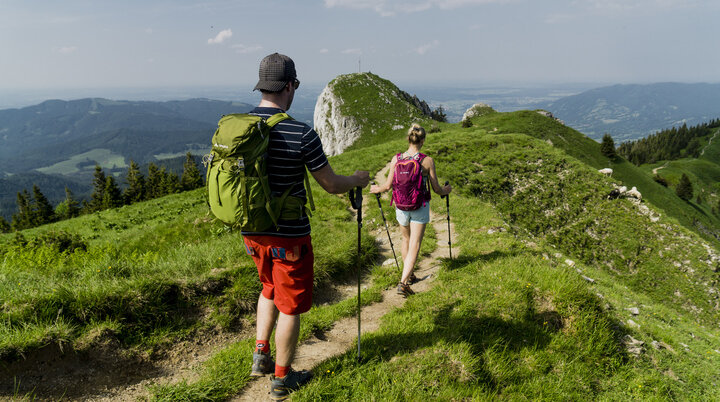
[[241, 107, 329, 237]]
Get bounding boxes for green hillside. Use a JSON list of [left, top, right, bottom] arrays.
[[469, 108, 720, 245], [2, 75, 720, 399], [636, 125, 720, 228], [324, 73, 442, 151]]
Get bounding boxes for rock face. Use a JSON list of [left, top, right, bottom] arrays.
[[313, 83, 362, 157]]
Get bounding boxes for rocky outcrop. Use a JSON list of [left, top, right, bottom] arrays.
[[313, 84, 362, 156], [462, 103, 495, 121]]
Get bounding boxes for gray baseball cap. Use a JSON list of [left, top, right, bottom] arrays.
[[253, 53, 297, 92]]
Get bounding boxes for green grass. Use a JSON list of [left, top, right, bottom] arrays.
[[152, 122, 720, 400], [293, 192, 720, 401], [468, 110, 720, 247], [0, 178, 378, 360]]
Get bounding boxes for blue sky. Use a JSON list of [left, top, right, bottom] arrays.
[[1, 0, 719, 91]]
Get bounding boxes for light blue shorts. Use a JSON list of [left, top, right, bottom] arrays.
[[395, 203, 430, 226]]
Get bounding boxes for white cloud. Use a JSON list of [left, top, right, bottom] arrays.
[[231, 44, 263, 54], [342, 48, 362, 55], [208, 29, 232, 44], [319, 48, 330, 54], [53, 46, 78, 54], [145, 28, 154, 34], [414, 40, 439, 55], [324, 0, 511, 16]]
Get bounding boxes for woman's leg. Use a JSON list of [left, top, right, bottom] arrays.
[[400, 223, 410, 264], [401, 222, 426, 284]]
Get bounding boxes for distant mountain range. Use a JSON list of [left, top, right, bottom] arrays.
[[540, 82, 720, 142], [0, 98, 252, 219]]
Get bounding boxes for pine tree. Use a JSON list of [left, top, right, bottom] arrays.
[[146, 163, 163, 200], [11, 190, 33, 230], [103, 176, 124, 209], [0, 216, 10, 233], [430, 106, 447, 123], [600, 133, 616, 159], [64, 187, 81, 218], [124, 160, 146, 204], [161, 167, 181, 195], [181, 152, 203, 191], [31, 184, 55, 225], [675, 173, 693, 201], [90, 165, 107, 211]]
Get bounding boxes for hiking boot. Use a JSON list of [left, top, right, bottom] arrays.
[[396, 282, 415, 297], [270, 368, 313, 400], [251, 350, 274, 377], [408, 273, 418, 284]]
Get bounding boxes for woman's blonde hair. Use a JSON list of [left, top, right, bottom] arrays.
[[407, 123, 426, 145]]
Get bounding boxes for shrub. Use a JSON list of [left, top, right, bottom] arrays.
[[653, 175, 668, 187], [675, 173, 693, 201]]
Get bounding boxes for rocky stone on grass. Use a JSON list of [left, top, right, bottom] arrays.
[[622, 335, 644, 356], [627, 307, 640, 316]]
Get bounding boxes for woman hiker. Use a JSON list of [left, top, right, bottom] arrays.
[[370, 123, 452, 296]]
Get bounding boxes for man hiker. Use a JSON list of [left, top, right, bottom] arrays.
[[244, 52, 370, 400]]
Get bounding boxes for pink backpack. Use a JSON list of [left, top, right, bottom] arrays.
[[391, 152, 430, 211]]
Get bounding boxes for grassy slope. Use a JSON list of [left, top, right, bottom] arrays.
[[158, 125, 720, 400], [638, 126, 720, 223], [293, 131, 720, 401], [0, 178, 377, 360], [473, 110, 720, 246]]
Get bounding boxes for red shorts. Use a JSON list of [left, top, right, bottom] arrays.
[[243, 235, 314, 315]]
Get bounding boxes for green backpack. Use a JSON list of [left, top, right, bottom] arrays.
[[205, 112, 314, 232]]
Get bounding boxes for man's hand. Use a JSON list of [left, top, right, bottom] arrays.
[[352, 170, 370, 188]]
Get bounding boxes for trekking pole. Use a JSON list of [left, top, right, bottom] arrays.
[[372, 182, 400, 269], [440, 181, 452, 260], [348, 186, 363, 363]]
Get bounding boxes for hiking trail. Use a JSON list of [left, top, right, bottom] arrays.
[[0, 163, 456, 401], [231, 162, 458, 401], [652, 162, 668, 175]]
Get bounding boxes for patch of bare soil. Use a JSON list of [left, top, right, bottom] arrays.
[[0, 323, 252, 401]]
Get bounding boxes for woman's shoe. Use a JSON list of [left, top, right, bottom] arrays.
[[396, 282, 415, 297]]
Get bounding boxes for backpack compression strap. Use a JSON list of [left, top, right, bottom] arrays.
[[260, 113, 316, 227]]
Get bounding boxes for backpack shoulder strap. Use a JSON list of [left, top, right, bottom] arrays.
[[265, 112, 292, 128]]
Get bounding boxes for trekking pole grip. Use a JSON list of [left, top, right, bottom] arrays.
[[372, 182, 383, 207], [441, 181, 450, 199]]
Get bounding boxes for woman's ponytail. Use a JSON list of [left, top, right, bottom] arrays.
[[407, 123, 427, 145]]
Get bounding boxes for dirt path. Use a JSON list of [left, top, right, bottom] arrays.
[[232, 163, 458, 401], [652, 162, 668, 175], [700, 130, 719, 156]]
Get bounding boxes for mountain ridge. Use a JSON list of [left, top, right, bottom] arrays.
[[542, 82, 720, 142]]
